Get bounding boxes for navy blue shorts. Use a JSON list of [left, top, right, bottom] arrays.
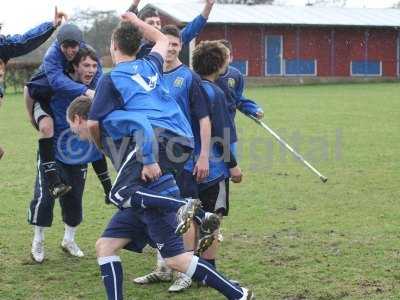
[[26, 70, 53, 102], [102, 207, 185, 258]]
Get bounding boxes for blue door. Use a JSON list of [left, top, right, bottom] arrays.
[[265, 35, 282, 76]]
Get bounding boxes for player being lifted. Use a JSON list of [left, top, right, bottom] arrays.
[[66, 12, 255, 299], [24, 22, 112, 203]]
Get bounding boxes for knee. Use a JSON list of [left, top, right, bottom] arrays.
[[96, 238, 113, 257], [39, 118, 54, 138], [164, 253, 192, 273]]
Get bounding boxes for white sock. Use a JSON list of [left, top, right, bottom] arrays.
[[63, 224, 77, 242], [33, 226, 45, 242]]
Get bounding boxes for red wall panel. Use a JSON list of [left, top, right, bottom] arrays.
[[189, 21, 399, 77]]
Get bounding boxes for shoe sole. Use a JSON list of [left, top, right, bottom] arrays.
[[175, 199, 201, 235], [133, 275, 172, 285], [196, 234, 216, 256]]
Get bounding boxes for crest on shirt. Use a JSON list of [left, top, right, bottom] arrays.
[[228, 78, 235, 88], [174, 77, 184, 88]]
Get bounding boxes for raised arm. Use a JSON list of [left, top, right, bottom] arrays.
[[181, 0, 214, 45], [0, 7, 66, 61], [127, 0, 141, 14], [121, 12, 169, 60]]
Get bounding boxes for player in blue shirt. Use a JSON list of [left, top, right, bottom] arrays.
[[132, 25, 212, 291], [76, 13, 254, 300], [216, 39, 264, 128], [192, 40, 249, 284], [131, 0, 215, 58], [28, 46, 110, 264], [0, 7, 66, 160]]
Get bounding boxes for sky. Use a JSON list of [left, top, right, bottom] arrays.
[[0, 0, 398, 34]]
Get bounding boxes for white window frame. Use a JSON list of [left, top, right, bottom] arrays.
[[350, 60, 382, 77]]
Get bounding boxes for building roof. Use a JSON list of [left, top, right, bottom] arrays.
[[144, 2, 400, 28]]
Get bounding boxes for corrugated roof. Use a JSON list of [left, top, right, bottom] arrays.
[[144, 2, 400, 28]]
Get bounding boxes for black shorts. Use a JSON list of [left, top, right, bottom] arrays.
[[199, 178, 230, 216]]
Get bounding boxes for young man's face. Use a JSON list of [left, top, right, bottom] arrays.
[[165, 34, 181, 64], [144, 16, 162, 30], [73, 56, 98, 85], [61, 43, 80, 61], [68, 115, 90, 140]]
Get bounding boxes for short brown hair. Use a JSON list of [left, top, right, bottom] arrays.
[[192, 41, 229, 76], [67, 96, 92, 121], [161, 25, 180, 39], [71, 45, 97, 67], [218, 39, 232, 52], [138, 8, 159, 21], [112, 21, 143, 56]]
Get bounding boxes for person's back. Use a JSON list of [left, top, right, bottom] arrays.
[[110, 56, 193, 146]]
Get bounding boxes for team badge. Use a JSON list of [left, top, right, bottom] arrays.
[[228, 78, 235, 88], [174, 77, 184, 88]]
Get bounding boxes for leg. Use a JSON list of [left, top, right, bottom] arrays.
[[99, 207, 150, 300], [92, 156, 112, 205], [96, 237, 130, 300], [59, 163, 87, 257], [33, 100, 70, 198], [28, 154, 57, 263], [165, 253, 252, 299]]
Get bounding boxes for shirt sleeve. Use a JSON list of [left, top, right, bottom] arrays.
[[181, 15, 207, 45], [89, 73, 123, 121], [235, 72, 263, 116], [190, 75, 210, 121], [0, 22, 55, 62], [145, 52, 164, 75], [43, 42, 87, 97], [103, 111, 157, 165]]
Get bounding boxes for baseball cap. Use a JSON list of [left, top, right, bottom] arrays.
[[57, 23, 83, 45]]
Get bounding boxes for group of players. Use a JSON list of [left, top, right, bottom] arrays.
[[0, 1, 264, 299]]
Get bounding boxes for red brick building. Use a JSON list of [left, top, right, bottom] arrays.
[[145, 3, 400, 79]]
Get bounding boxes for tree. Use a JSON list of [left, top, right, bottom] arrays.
[[70, 9, 120, 58]]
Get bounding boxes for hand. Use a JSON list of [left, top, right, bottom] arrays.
[[230, 166, 242, 183], [0, 145, 4, 160], [53, 6, 68, 28], [85, 89, 95, 100], [255, 110, 264, 119], [121, 12, 139, 23], [193, 155, 209, 182], [141, 163, 162, 182]]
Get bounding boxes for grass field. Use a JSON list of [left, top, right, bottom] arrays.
[[0, 82, 399, 300]]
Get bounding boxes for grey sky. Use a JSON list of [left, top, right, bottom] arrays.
[[0, 0, 398, 34]]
